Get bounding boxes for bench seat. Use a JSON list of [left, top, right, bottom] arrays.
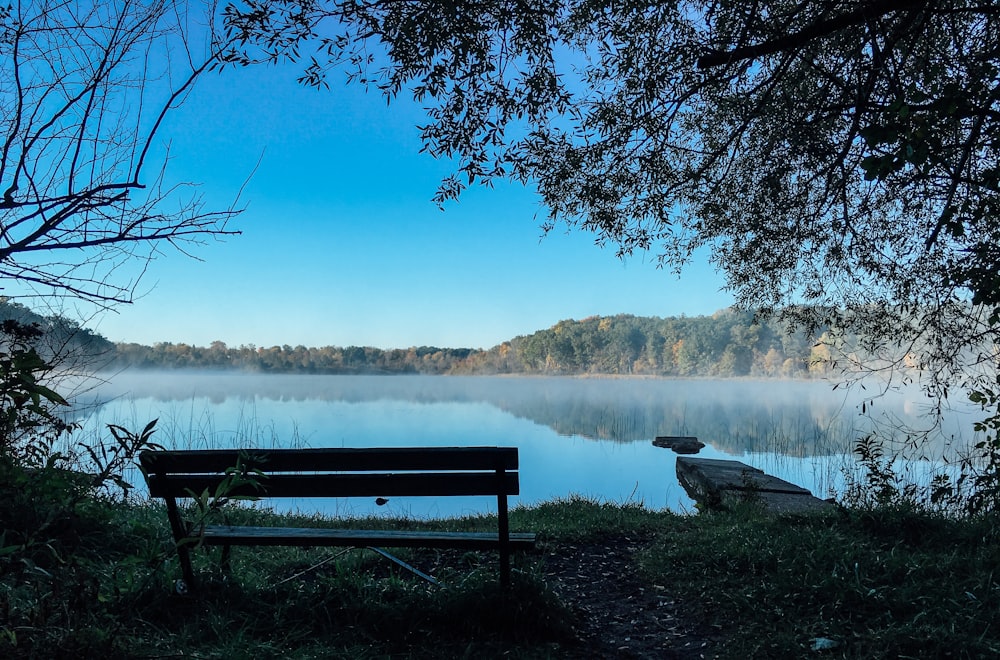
[[196, 525, 537, 548]]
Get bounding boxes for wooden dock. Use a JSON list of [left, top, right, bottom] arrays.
[[675, 457, 834, 513]]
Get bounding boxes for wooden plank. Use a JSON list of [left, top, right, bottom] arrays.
[[146, 471, 520, 498], [193, 525, 537, 550], [676, 457, 833, 513], [751, 491, 839, 514], [677, 457, 810, 494], [139, 446, 518, 474]]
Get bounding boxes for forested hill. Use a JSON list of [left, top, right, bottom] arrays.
[[0, 299, 115, 365], [109, 309, 843, 378]]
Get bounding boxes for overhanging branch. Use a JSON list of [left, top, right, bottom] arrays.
[[696, 0, 930, 69]]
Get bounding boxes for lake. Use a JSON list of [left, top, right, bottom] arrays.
[[69, 372, 981, 518]]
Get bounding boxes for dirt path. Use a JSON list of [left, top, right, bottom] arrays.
[[540, 535, 719, 659]]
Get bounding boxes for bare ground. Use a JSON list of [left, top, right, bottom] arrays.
[[536, 534, 720, 659]]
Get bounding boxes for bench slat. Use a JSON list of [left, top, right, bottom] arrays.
[[194, 525, 536, 549], [139, 446, 518, 474], [147, 471, 519, 498]]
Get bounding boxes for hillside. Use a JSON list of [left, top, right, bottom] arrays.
[[0, 300, 851, 378], [107, 308, 842, 378], [0, 299, 115, 369]]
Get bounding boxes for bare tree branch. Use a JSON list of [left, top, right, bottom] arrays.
[[0, 0, 242, 305]]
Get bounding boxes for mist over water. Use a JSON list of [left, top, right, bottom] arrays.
[[71, 372, 982, 517]]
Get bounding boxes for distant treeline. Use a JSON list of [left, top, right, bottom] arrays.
[[0, 299, 845, 377], [109, 309, 843, 378]]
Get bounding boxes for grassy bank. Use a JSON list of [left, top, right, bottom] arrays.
[[1, 492, 997, 658]]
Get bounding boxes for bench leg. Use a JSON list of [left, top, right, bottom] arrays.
[[177, 541, 195, 591], [498, 489, 511, 590], [220, 544, 232, 574], [165, 496, 196, 591]]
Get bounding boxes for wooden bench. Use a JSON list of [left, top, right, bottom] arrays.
[[139, 446, 535, 589]]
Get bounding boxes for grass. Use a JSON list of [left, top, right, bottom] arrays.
[[643, 503, 1000, 657], [1, 484, 998, 658]]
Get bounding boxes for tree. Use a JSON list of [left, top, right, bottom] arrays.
[[1, 0, 240, 305], [224, 0, 998, 393], [222, 1, 1000, 506]]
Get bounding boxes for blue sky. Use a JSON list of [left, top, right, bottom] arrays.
[[84, 59, 733, 350]]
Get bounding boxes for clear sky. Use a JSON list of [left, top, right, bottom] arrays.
[[80, 58, 733, 350]]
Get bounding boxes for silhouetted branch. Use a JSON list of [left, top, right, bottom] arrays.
[[0, 0, 242, 305], [696, 0, 929, 68]]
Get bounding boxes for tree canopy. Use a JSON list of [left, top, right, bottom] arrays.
[[224, 0, 1000, 396]]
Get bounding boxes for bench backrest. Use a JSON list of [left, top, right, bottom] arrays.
[[139, 446, 520, 499]]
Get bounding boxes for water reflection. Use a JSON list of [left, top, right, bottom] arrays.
[[74, 372, 978, 457], [65, 372, 981, 516]]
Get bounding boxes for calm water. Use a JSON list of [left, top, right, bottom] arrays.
[[69, 372, 980, 517]]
